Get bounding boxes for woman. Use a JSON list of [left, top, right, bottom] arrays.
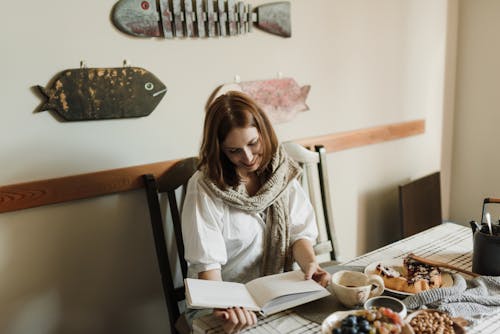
[[181, 91, 330, 333]]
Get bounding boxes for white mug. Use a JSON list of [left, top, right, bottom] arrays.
[[330, 270, 384, 308]]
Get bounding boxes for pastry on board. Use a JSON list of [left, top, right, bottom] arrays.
[[375, 256, 442, 293]]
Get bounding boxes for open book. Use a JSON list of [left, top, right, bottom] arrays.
[[184, 270, 330, 316]]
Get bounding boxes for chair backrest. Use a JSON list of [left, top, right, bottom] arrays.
[[142, 157, 198, 334], [398, 171, 442, 238], [282, 142, 338, 262]]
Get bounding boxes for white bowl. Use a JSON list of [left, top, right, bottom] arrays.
[[363, 296, 407, 318], [321, 310, 363, 334], [321, 310, 414, 334], [406, 309, 466, 334]]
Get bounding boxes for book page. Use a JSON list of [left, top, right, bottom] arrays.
[[245, 270, 328, 310], [261, 290, 329, 316], [185, 278, 260, 311]]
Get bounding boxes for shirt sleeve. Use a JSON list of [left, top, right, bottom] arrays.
[[181, 172, 227, 275], [288, 179, 319, 245]]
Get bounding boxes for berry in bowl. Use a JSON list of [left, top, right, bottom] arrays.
[[321, 307, 414, 334]]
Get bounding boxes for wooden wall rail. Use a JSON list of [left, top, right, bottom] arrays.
[[296, 119, 424, 152], [0, 160, 179, 214], [0, 119, 424, 214]]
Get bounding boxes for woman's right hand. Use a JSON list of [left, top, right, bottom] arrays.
[[213, 307, 258, 333]]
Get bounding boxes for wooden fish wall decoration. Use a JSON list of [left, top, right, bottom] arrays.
[[217, 78, 310, 124], [112, 0, 291, 38], [36, 66, 167, 121]]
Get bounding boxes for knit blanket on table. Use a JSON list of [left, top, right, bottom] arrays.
[[403, 274, 500, 325]]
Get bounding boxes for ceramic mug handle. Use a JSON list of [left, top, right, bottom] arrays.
[[367, 274, 385, 298]]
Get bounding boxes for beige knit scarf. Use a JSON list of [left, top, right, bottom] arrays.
[[202, 145, 301, 276]]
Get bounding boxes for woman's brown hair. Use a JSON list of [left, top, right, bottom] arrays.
[[199, 91, 278, 189]]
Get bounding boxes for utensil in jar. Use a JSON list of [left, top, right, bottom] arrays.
[[486, 212, 493, 235]]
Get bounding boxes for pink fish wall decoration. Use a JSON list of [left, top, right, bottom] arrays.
[[217, 78, 310, 124]]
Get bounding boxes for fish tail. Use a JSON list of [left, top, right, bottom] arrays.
[[301, 85, 311, 111], [36, 85, 48, 97], [35, 85, 51, 111], [301, 85, 311, 99]]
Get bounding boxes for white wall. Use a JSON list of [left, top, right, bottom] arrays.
[[450, 0, 500, 224], [0, 1, 451, 333]]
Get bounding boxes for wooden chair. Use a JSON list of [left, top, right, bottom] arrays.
[[143, 157, 198, 334], [398, 171, 442, 238], [282, 142, 339, 263]]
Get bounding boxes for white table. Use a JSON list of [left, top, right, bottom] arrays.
[[193, 223, 499, 334]]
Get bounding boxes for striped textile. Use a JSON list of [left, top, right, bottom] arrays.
[[343, 222, 473, 270], [193, 310, 319, 334], [192, 223, 500, 334]]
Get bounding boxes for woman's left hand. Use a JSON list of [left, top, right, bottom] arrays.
[[302, 262, 331, 287], [213, 307, 257, 333]]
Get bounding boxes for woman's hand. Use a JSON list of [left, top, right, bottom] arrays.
[[213, 307, 258, 333], [303, 262, 331, 287], [198, 270, 257, 332], [199, 270, 257, 332], [292, 239, 331, 287]]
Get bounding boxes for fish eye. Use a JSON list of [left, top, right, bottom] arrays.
[[144, 82, 154, 91], [141, 1, 150, 10]]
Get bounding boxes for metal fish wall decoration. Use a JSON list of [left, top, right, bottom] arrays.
[[112, 0, 291, 38], [217, 78, 310, 124], [36, 66, 167, 121]]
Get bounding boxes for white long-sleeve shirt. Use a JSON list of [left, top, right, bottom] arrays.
[[181, 171, 318, 284]]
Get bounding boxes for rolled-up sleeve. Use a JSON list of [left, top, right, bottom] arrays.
[[181, 172, 227, 275], [288, 179, 318, 245]]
